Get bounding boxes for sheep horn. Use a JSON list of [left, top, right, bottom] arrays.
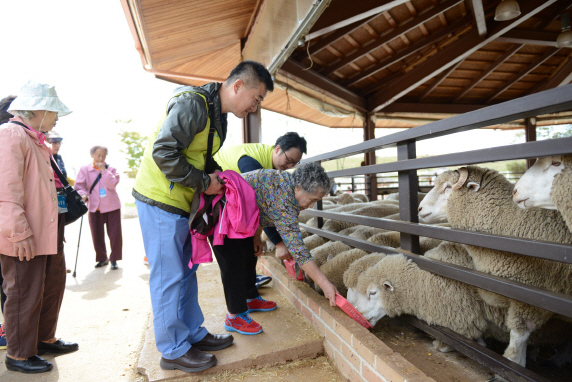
[[452, 167, 469, 190]]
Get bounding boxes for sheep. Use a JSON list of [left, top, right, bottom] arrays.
[[315, 248, 370, 297], [352, 193, 369, 203], [335, 193, 359, 205], [354, 254, 496, 341], [367, 232, 442, 255], [303, 234, 328, 251], [433, 166, 572, 366], [347, 226, 386, 241], [386, 192, 427, 206], [310, 241, 352, 268], [513, 155, 572, 232], [344, 253, 387, 305], [304, 202, 368, 227], [322, 204, 400, 232]]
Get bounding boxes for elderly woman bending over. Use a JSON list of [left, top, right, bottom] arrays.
[[212, 162, 338, 336]]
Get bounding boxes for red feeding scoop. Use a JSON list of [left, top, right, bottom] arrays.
[[283, 259, 304, 281], [335, 293, 373, 329]]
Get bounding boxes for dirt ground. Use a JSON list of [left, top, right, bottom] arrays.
[[190, 356, 344, 382], [371, 316, 572, 382]]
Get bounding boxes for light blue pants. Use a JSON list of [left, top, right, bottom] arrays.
[[136, 200, 208, 360]]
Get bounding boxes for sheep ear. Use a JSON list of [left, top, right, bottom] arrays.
[[383, 281, 394, 291], [466, 181, 480, 192]]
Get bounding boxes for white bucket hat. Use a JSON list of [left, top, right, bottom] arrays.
[[8, 80, 71, 117]]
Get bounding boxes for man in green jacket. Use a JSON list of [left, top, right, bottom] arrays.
[[133, 61, 273, 373]]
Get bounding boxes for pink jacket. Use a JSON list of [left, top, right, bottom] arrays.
[[75, 164, 121, 213], [190, 170, 259, 267], [0, 118, 59, 256]]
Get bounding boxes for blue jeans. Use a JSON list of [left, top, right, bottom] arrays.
[[136, 200, 208, 360]]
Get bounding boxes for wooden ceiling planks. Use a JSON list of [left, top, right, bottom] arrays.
[[123, 0, 572, 131]]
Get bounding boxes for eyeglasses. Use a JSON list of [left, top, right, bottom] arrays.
[[282, 150, 300, 166]]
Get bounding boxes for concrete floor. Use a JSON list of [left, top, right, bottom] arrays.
[[0, 216, 342, 382]]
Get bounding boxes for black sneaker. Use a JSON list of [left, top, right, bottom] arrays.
[[110, 261, 119, 270]]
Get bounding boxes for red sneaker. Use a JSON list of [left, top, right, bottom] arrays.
[[247, 296, 277, 312], [224, 313, 263, 335]]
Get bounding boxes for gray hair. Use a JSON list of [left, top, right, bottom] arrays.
[[291, 162, 331, 194], [90, 146, 108, 156], [11, 110, 35, 119]]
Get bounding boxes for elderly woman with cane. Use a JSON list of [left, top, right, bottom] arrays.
[[211, 162, 338, 335], [0, 81, 78, 374], [74, 146, 123, 270]]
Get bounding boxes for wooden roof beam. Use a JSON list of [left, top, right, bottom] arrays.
[[526, 54, 572, 95], [322, 0, 463, 77], [368, 0, 558, 113], [470, 0, 487, 36], [345, 16, 470, 88], [456, 0, 571, 101], [486, 48, 560, 103], [298, 16, 378, 60], [279, 59, 367, 112], [419, 60, 464, 99], [306, 0, 409, 41], [381, 102, 484, 113], [497, 30, 560, 47], [454, 44, 522, 101]]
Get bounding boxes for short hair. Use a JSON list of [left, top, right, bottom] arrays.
[[90, 146, 108, 156], [0, 95, 16, 124], [10, 110, 35, 120], [226, 60, 274, 92], [275, 132, 307, 154], [291, 162, 331, 194]]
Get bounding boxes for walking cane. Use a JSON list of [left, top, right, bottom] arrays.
[[72, 215, 83, 278]]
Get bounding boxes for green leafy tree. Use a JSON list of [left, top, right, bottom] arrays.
[[117, 119, 147, 178]]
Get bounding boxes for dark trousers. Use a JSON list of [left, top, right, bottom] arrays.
[[212, 237, 259, 314], [88, 209, 123, 262], [0, 263, 5, 314], [0, 214, 66, 358]]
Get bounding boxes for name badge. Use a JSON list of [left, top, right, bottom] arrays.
[[100, 188, 107, 198], [57, 193, 68, 214]]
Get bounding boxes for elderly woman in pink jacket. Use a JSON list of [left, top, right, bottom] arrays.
[[74, 146, 123, 269], [0, 81, 78, 374]]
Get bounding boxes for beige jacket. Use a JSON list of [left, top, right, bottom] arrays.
[[0, 118, 59, 256]]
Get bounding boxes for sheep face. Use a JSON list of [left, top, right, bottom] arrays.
[[353, 260, 398, 326], [418, 171, 456, 223], [513, 156, 566, 210], [354, 281, 387, 327]]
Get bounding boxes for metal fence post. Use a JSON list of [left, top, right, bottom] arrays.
[[397, 141, 420, 253]]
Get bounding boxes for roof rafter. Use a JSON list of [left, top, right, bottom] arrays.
[[279, 59, 367, 112], [343, 15, 470, 88], [486, 48, 560, 103], [321, 0, 463, 76], [454, 44, 522, 101], [306, 0, 409, 41], [470, 0, 486, 36], [497, 30, 560, 47], [368, 0, 558, 113], [420, 60, 464, 99], [526, 54, 572, 95]]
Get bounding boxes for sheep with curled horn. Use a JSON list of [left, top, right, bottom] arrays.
[[427, 165, 572, 367], [513, 155, 572, 232]]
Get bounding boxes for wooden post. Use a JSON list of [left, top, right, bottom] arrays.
[[397, 141, 420, 254], [525, 117, 537, 168], [364, 114, 377, 201], [242, 107, 261, 143]]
